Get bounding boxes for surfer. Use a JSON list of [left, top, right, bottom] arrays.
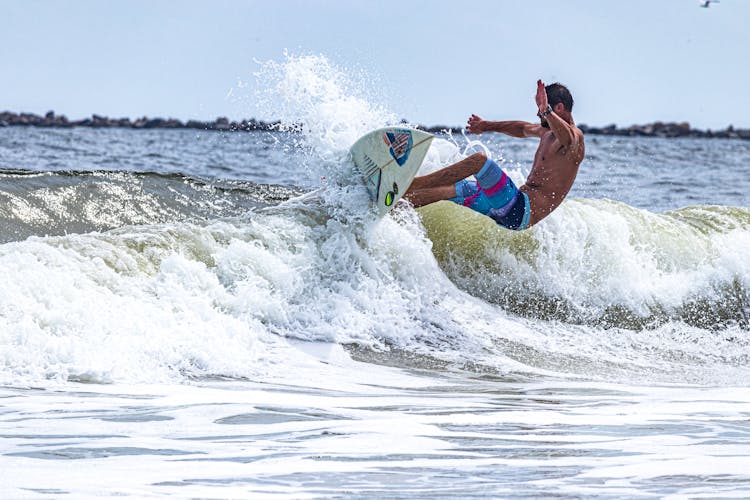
[[405, 80, 585, 230]]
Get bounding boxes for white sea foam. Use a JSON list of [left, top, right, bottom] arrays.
[[254, 52, 398, 182], [2, 188, 748, 386], [2, 54, 750, 388]]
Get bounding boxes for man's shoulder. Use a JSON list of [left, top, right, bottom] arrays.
[[574, 126, 585, 142]]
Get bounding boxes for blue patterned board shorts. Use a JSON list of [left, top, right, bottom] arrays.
[[449, 157, 530, 231]]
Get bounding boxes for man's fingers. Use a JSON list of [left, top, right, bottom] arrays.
[[537, 80, 545, 99], [467, 114, 483, 133]]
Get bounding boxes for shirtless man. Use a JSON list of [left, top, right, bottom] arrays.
[[405, 80, 585, 230]]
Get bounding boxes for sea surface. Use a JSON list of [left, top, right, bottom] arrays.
[[2, 55, 750, 499]]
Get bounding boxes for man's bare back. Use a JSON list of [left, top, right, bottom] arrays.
[[406, 80, 585, 230]]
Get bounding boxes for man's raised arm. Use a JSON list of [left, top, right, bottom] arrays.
[[535, 80, 578, 148], [467, 114, 543, 138]]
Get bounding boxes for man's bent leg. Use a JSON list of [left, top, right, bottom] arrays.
[[407, 153, 488, 192], [404, 184, 456, 207]]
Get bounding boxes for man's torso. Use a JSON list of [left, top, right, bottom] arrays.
[[520, 128, 585, 226]]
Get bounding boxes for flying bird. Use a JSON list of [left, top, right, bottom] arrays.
[[699, 0, 719, 7]]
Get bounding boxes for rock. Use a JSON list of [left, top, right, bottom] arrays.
[[142, 118, 166, 128], [91, 114, 111, 127], [212, 117, 231, 131], [186, 120, 209, 129], [165, 118, 184, 128]]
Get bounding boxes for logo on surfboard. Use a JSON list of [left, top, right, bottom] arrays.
[[383, 130, 413, 166]]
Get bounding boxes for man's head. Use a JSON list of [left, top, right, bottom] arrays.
[[546, 83, 574, 112], [540, 82, 574, 128]]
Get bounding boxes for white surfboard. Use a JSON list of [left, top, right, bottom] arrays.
[[350, 127, 433, 215]]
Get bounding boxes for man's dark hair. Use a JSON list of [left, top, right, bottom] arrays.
[[546, 83, 574, 112]]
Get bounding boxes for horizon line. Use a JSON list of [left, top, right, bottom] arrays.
[[2, 110, 749, 139]]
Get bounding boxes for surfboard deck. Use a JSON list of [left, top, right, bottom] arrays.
[[350, 127, 434, 215]]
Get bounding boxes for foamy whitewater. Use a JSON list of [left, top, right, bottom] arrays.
[[2, 54, 750, 498]]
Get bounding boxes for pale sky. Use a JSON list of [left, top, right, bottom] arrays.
[[1, 0, 747, 129]]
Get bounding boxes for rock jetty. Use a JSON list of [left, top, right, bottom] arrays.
[[0, 111, 279, 132], [1, 111, 748, 140], [578, 122, 750, 140], [417, 121, 750, 139]]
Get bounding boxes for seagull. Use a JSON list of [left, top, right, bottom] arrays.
[[699, 0, 719, 7]]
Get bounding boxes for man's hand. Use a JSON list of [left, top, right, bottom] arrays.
[[467, 114, 486, 134], [535, 79, 548, 114]]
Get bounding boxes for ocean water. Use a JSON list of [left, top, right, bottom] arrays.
[[2, 55, 750, 498]]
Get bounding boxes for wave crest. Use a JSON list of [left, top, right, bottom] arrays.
[[420, 198, 750, 330]]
